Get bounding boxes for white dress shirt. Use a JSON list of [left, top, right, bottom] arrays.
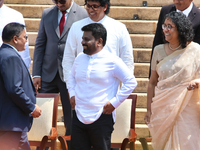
[[67, 49, 137, 124], [176, 2, 193, 17], [62, 15, 134, 83], [0, 4, 31, 68]]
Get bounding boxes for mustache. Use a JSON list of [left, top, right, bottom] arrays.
[[82, 44, 88, 47]]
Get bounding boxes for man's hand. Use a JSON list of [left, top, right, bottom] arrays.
[[70, 96, 76, 110], [33, 77, 41, 93], [31, 104, 41, 118], [103, 102, 115, 114]]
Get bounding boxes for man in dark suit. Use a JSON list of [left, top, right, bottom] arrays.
[[0, 23, 41, 150], [150, 0, 200, 77], [32, 0, 88, 138]]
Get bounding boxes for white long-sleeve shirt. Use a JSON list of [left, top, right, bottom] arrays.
[[67, 49, 137, 124], [62, 15, 134, 83], [0, 4, 31, 68]]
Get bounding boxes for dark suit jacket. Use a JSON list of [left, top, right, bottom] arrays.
[[0, 44, 36, 132], [32, 2, 88, 82], [149, 3, 200, 77]]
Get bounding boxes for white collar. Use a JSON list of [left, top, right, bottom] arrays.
[[88, 15, 107, 24], [58, 1, 74, 14], [176, 2, 193, 17], [3, 43, 19, 54], [87, 48, 106, 59]]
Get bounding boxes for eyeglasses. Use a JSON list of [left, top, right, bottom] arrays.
[[52, 0, 66, 4], [24, 35, 28, 40], [84, 4, 101, 10], [162, 24, 175, 31], [17, 35, 28, 40]]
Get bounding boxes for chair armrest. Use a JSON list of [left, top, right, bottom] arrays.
[[129, 128, 137, 142], [48, 127, 58, 140]]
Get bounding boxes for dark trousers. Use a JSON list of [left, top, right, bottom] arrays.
[[0, 131, 30, 150], [71, 111, 114, 150], [39, 72, 71, 136]]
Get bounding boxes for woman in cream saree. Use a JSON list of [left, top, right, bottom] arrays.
[[149, 42, 200, 150], [145, 12, 200, 150]]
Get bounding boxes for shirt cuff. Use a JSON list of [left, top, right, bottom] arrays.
[[109, 97, 121, 109], [31, 105, 36, 114], [32, 76, 41, 78], [69, 90, 75, 98]]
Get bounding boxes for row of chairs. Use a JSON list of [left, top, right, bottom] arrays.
[[28, 93, 139, 150]]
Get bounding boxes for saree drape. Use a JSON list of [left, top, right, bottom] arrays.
[[149, 42, 200, 150]]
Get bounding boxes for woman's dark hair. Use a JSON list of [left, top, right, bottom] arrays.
[[163, 11, 194, 48], [84, 0, 110, 15]]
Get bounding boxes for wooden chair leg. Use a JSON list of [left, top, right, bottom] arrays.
[[121, 138, 129, 150], [139, 138, 149, 150], [130, 141, 135, 150], [51, 139, 57, 150], [39, 136, 48, 150], [58, 136, 69, 150]]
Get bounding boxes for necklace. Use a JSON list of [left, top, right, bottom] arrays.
[[169, 43, 181, 51]]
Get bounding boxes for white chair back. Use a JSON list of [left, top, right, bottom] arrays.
[[27, 97, 54, 141], [111, 99, 132, 143]]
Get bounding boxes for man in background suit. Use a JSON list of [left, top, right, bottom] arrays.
[[149, 0, 200, 77], [0, 23, 41, 150], [0, 0, 31, 68], [32, 0, 88, 139], [62, 0, 134, 83]]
